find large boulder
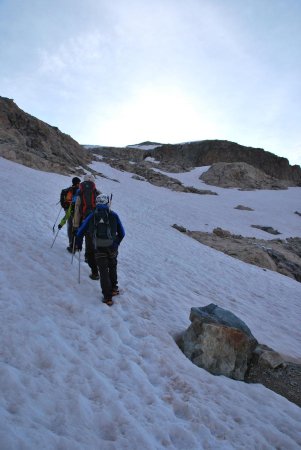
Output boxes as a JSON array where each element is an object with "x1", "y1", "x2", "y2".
[
  {"x1": 200, "y1": 162, "x2": 289, "y2": 189},
  {"x1": 177, "y1": 304, "x2": 301, "y2": 406},
  {"x1": 178, "y1": 304, "x2": 258, "y2": 380}
]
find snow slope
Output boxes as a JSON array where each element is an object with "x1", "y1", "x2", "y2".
[{"x1": 0, "y1": 157, "x2": 301, "y2": 450}]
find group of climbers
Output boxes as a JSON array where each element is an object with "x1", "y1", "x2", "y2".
[{"x1": 58, "y1": 174, "x2": 125, "y2": 306}]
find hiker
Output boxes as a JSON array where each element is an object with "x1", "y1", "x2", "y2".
[
  {"x1": 73, "y1": 174, "x2": 100, "y2": 275},
  {"x1": 59, "y1": 177, "x2": 81, "y2": 252},
  {"x1": 76, "y1": 194, "x2": 125, "y2": 306}
]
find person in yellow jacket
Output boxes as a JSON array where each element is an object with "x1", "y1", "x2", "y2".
[{"x1": 58, "y1": 177, "x2": 81, "y2": 252}]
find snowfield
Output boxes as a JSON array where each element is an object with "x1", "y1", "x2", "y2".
[{"x1": 0, "y1": 156, "x2": 301, "y2": 450}]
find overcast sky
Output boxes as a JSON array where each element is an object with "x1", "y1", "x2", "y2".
[{"x1": 1, "y1": 0, "x2": 300, "y2": 165}]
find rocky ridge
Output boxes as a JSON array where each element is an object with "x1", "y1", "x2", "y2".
[
  {"x1": 172, "y1": 225, "x2": 301, "y2": 282},
  {"x1": 0, "y1": 96, "x2": 91, "y2": 174},
  {"x1": 149, "y1": 140, "x2": 301, "y2": 185},
  {"x1": 93, "y1": 149, "x2": 217, "y2": 195},
  {"x1": 92, "y1": 140, "x2": 301, "y2": 190}
]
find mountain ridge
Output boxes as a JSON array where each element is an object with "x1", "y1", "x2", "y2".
[
  {"x1": 149, "y1": 140, "x2": 301, "y2": 184},
  {"x1": 1, "y1": 96, "x2": 300, "y2": 186},
  {"x1": 0, "y1": 96, "x2": 91, "y2": 174}
]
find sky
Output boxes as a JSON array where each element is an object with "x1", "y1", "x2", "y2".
[
  {"x1": 0, "y1": 0, "x2": 301, "y2": 166},
  {"x1": 1, "y1": 155, "x2": 301, "y2": 449}
]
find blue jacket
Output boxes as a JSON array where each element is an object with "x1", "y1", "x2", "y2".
[{"x1": 76, "y1": 204, "x2": 125, "y2": 249}]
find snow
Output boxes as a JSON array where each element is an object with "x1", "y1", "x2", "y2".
[
  {"x1": 0, "y1": 156, "x2": 301, "y2": 450},
  {"x1": 127, "y1": 144, "x2": 162, "y2": 150},
  {"x1": 145, "y1": 157, "x2": 160, "y2": 164}
]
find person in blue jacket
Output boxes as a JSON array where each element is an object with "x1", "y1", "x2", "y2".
[{"x1": 76, "y1": 194, "x2": 125, "y2": 306}]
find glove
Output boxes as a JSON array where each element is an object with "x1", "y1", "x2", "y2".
[{"x1": 58, "y1": 224, "x2": 62, "y2": 230}]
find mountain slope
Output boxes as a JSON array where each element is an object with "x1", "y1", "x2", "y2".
[
  {"x1": 0, "y1": 156, "x2": 301, "y2": 450},
  {"x1": 0, "y1": 96, "x2": 91, "y2": 174}
]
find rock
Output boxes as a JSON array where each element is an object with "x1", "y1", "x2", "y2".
[
  {"x1": 172, "y1": 224, "x2": 187, "y2": 233},
  {"x1": 234, "y1": 205, "x2": 254, "y2": 211},
  {"x1": 174, "y1": 227, "x2": 301, "y2": 282},
  {"x1": 251, "y1": 225, "x2": 281, "y2": 235},
  {"x1": 246, "y1": 345, "x2": 301, "y2": 407},
  {"x1": 258, "y1": 350, "x2": 285, "y2": 369},
  {"x1": 190, "y1": 304, "x2": 255, "y2": 337},
  {"x1": 178, "y1": 304, "x2": 257, "y2": 380},
  {"x1": 178, "y1": 305, "x2": 301, "y2": 406},
  {"x1": 132, "y1": 175, "x2": 145, "y2": 181},
  {"x1": 0, "y1": 96, "x2": 91, "y2": 174},
  {"x1": 93, "y1": 150, "x2": 218, "y2": 195},
  {"x1": 213, "y1": 227, "x2": 231, "y2": 238},
  {"x1": 284, "y1": 237, "x2": 301, "y2": 258},
  {"x1": 266, "y1": 247, "x2": 301, "y2": 281},
  {"x1": 150, "y1": 140, "x2": 301, "y2": 185},
  {"x1": 199, "y1": 162, "x2": 289, "y2": 190}
]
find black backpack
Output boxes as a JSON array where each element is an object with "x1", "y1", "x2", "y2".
[
  {"x1": 93, "y1": 209, "x2": 114, "y2": 248},
  {"x1": 60, "y1": 187, "x2": 72, "y2": 209}
]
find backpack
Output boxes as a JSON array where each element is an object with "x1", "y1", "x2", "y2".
[
  {"x1": 79, "y1": 181, "x2": 97, "y2": 218},
  {"x1": 60, "y1": 187, "x2": 73, "y2": 209},
  {"x1": 93, "y1": 209, "x2": 114, "y2": 248}
]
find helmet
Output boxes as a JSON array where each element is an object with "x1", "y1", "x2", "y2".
[
  {"x1": 84, "y1": 173, "x2": 95, "y2": 182},
  {"x1": 72, "y1": 176, "x2": 81, "y2": 185},
  {"x1": 96, "y1": 194, "x2": 110, "y2": 205}
]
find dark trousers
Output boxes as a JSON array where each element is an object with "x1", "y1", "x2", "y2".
[
  {"x1": 85, "y1": 232, "x2": 98, "y2": 274},
  {"x1": 67, "y1": 216, "x2": 73, "y2": 247},
  {"x1": 95, "y1": 248, "x2": 118, "y2": 300}
]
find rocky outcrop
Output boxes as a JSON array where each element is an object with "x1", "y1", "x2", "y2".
[
  {"x1": 251, "y1": 225, "x2": 281, "y2": 235},
  {"x1": 150, "y1": 140, "x2": 301, "y2": 185},
  {"x1": 93, "y1": 154, "x2": 217, "y2": 195},
  {"x1": 234, "y1": 205, "x2": 254, "y2": 211},
  {"x1": 93, "y1": 145, "x2": 146, "y2": 163},
  {"x1": 178, "y1": 304, "x2": 257, "y2": 380},
  {"x1": 200, "y1": 162, "x2": 289, "y2": 190},
  {"x1": 177, "y1": 304, "x2": 301, "y2": 406},
  {"x1": 0, "y1": 96, "x2": 91, "y2": 174},
  {"x1": 172, "y1": 225, "x2": 301, "y2": 282},
  {"x1": 245, "y1": 344, "x2": 301, "y2": 407},
  {"x1": 92, "y1": 138, "x2": 301, "y2": 189}
]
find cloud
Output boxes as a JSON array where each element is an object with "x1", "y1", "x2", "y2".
[
  {"x1": 38, "y1": 31, "x2": 105, "y2": 76},
  {"x1": 1, "y1": 0, "x2": 300, "y2": 165}
]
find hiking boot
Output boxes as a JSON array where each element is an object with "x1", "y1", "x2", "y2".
[
  {"x1": 89, "y1": 272, "x2": 100, "y2": 280},
  {"x1": 66, "y1": 246, "x2": 73, "y2": 253},
  {"x1": 112, "y1": 288, "x2": 120, "y2": 296},
  {"x1": 102, "y1": 298, "x2": 113, "y2": 306}
]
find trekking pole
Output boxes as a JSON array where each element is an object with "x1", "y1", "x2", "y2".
[
  {"x1": 52, "y1": 207, "x2": 62, "y2": 233},
  {"x1": 109, "y1": 193, "x2": 113, "y2": 211},
  {"x1": 71, "y1": 236, "x2": 76, "y2": 264},
  {"x1": 78, "y1": 250, "x2": 81, "y2": 284},
  {"x1": 50, "y1": 229, "x2": 60, "y2": 248}
]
